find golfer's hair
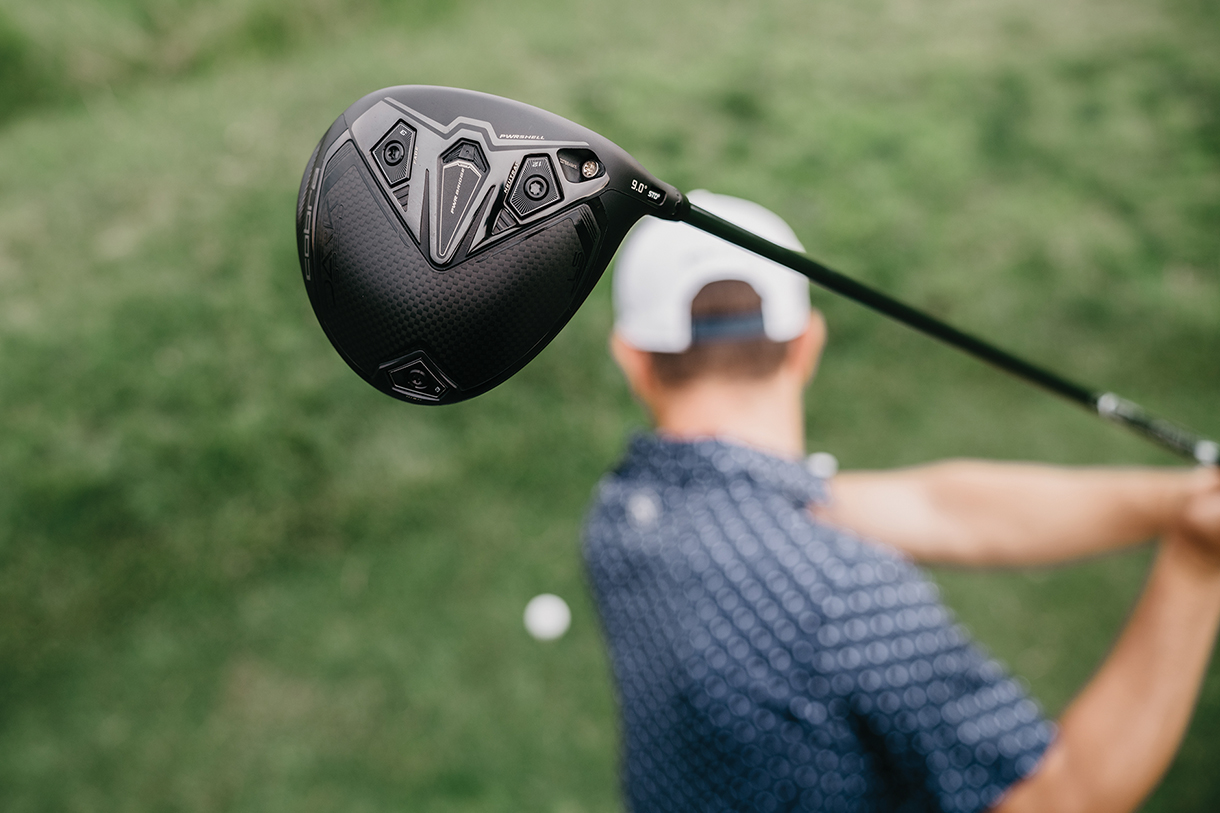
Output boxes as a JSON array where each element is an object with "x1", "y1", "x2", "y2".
[{"x1": 649, "y1": 280, "x2": 789, "y2": 388}]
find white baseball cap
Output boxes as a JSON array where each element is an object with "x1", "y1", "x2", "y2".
[{"x1": 612, "y1": 189, "x2": 811, "y2": 352}]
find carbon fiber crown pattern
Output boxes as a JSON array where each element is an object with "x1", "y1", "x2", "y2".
[{"x1": 313, "y1": 148, "x2": 592, "y2": 392}]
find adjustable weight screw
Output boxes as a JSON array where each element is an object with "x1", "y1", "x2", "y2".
[
  {"x1": 582, "y1": 160, "x2": 600, "y2": 179},
  {"x1": 525, "y1": 176, "x2": 549, "y2": 200},
  {"x1": 384, "y1": 141, "x2": 405, "y2": 166}
]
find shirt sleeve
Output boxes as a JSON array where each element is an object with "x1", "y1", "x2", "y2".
[{"x1": 795, "y1": 537, "x2": 1055, "y2": 813}]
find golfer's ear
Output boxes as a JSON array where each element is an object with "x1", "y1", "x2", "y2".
[
  {"x1": 611, "y1": 331, "x2": 657, "y2": 399},
  {"x1": 786, "y1": 309, "x2": 827, "y2": 382}
]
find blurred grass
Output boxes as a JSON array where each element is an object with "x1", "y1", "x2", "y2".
[{"x1": 0, "y1": 0, "x2": 1218, "y2": 810}]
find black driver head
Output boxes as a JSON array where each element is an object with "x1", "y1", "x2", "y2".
[{"x1": 296, "y1": 85, "x2": 684, "y2": 405}]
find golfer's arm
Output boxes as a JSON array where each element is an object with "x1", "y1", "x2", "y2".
[
  {"x1": 818, "y1": 461, "x2": 1215, "y2": 565},
  {"x1": 990, "y1": 534, "x2": 1220, "y2": 813}
]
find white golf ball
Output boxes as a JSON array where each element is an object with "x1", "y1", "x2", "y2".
[{"x1": 523, "y1": 593, "x2": 571, "y2": 640}]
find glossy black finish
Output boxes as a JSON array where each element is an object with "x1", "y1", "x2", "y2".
[{"x1": 297, "y1": 85, "x2": 682, "y2": 405}]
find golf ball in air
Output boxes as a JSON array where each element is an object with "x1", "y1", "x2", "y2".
[{"x1": 524, "y1": 594, "x2": 571, "y2": 640}]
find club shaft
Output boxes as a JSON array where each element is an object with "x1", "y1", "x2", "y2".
[{"x1": 679, "y1": 202, "x2": 1217, "y2": 465}]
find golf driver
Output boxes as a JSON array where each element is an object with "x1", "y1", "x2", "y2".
[{"x1": 296, "y1": 85, "x2": 1217, "y2": 465}]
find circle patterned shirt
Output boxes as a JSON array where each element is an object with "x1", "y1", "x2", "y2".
[{"x1": 583, "y1": 434, "x2": 1053, "y2": 813}]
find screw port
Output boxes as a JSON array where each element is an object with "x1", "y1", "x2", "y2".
[
  {"x1": 383, "y1": 141, "x2": 405, "y2": 166},
  {"x1": 525, "y1": 176, "x2": 549, "y2": 200},
  {"x1": 582, "y1": 160, "x2": 600, "y2": 179}
]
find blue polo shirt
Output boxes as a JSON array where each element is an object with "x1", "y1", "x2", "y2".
[{"x1": 583, "y1": 434, "x2": 1053, "y2": 813}]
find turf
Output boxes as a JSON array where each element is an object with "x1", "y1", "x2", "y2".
[{"x1": 0, "y1": 0, "x2": 1217, "y2": 810}]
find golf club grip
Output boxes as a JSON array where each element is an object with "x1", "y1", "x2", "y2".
[{"x1": 679, "y1": 202, "x2": 1218, "y2": 465}]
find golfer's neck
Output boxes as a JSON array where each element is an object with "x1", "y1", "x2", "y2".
[{"x1": 651, "y1": 378, "x2": 806, "y2": 459}]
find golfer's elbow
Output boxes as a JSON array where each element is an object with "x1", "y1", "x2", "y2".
[{"x1": 989, "y1": 740, "x2": 1143, "y2": 813}]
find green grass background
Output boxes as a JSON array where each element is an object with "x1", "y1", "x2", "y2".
[{"x1": 0, "y1": 0, "x2": 1217, "y2": 809}]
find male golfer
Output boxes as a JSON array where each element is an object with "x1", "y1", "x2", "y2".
[{"x1": 583, "y1": 190, "x2": 1220, "y2": 813}]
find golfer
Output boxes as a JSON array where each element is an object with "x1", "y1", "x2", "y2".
[{"x1": 582, "y1": 190, "x2": 1220, "y2": 813}]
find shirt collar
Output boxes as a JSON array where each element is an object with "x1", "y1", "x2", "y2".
[{"x1": 620, "y1": 431, "x2": 828, "y2": 506}]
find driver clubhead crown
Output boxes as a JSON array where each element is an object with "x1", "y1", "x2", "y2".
[{"x1": 296, "y1": 85, "x2": 684, "y2": 405}]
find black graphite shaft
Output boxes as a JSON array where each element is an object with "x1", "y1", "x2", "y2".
[{"x1": 679, "y1": 202, "x2": 1217, "y2": 464}]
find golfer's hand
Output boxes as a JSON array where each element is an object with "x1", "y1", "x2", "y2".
[{"x1": 1173, "y1": 471, "x2": 1220, "y2": 566}]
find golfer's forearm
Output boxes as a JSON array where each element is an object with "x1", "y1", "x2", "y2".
[
  {"x1": 829, "y1": 462, "x2": 1214, "y2": 565},
  {"x1": 920, "y1": 462, "x2": 1205, "y2": 564},
  {"x1": 993, "y1": 537, "x2": 1220, "y2": 813}
]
